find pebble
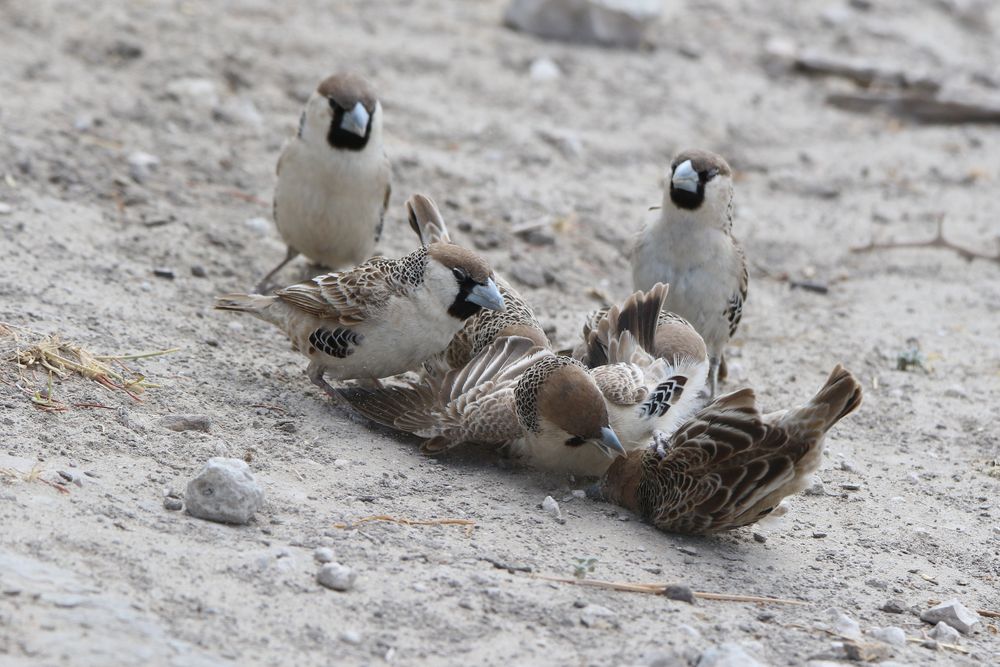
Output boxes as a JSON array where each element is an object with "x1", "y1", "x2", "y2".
[
  {"x1": 190, "y1": 265, "x2": 207, "y2": 278},
  {"x1": 165, "y1": 77, "x2": 219, "y2": 110},
  {"x1": 0, "y1": 202, "x2": 12, "y2": 215},
  {"x1": 920, "y1": 598, "x2": 980, "y2": 634},
  {"x1": 244, "y1": 217, "x2": 271, "y2": 235},
  {"x1": 579, "y1": 603, "x2": 617, "y2": 628},
  {"x1": 570, "y1": 489, "x2": 586, "y2": 499},
  {"x1": 158, "y1": 414, "x2": 211, "y2": 433},
  {"x1": 57, "y1": 470, "x2": 83, "y2": 487},
  {"x1": 905, "y1": 472, "x2": 920, "y2": 484},
  {"x1": 504, "y1": 0, "x2": 663, "y2": 48},
  {"x1": 529, "y1": 57, "x2": 561, "y2": 81},
  {"x1": 929, "y1": 621, "x2": 961, "y2": 644},
  {"x1": 152, "y1": 267, "x2": 175, "y2": 280},
  {"x1": 944, "y1": 384, "x2": 968, "y2": 399},
  {"x1": 663, "y1": 584, "x2": 695, "y2": 603},
  {"x1": 881, "y1": 598, "x2": 907, "y2": 614},
  {"x1": 127, "y1": 151, "x2": 159, "y2": 184},
  {"x1": 339, "y1": 630, "x2": 362, "y2": 645},
  {"x1": 827, "y1": 608, "x2": 861, "y2": 640},
  {"x1": 752, "y1": 532, "x2": 767, "y2": 543},
  {"x1": 812, "y1": 531, "x2": 828, "y2": 538},
  {"x1": 511, "y1": 261, "x2": 552, "y2": 288},
  {"x1": 676, "y1": 545, "x2": 699, "y2": 557},
  {"x1": 313, "y1": 547, "x2": 334, "y2": 564},
  {"x1": 870, "y1": 626, "x2": 907, "y2": 646},
  {"x1": 541, "y1": 495, "x2": 561, "y2": 519},
  {"x1": 163, "y1": 497, "x2": 183, "y2": 511},
  {"x1": 697, "y1": 643, "x2": 764, "y2": 667},
  {"x1": 185, "y1": 458, "x2": 263, "y2": 525},
  {"x1": 840, "y1": 482, "x2": 861, "y2": 491},
  {"x1": 317, "y1": 563, "x2": 356, "y2": 592},
  {"x1": 803, "y1": 475, "x2": 825, "y2": 495}
]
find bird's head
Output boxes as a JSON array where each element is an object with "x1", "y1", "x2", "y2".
[
  {"x1": 299, "y1": 73, "x2": 381, "y2": 151},
  {"x1": 425, "y1": 242, "x2": 505, "y2": 320},
  {"x1": 664, "y1": 149, "x2": 734, "y2": 229}
]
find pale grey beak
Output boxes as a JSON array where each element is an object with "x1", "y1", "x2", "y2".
[
  {"x1": 671, "y1": 159, "x2": 699, "y2": 194},
  {"x1": 340, "y1": 101, "x2": 370, "y2": 137},
  {"x1": 594, "y1": 426, "x2": 626, "y2": 459},
  {"x1": 467, "y1": 278, "x2": 505, "y2": 312}
]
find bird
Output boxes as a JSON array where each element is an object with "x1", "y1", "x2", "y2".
[
  {"x1": 593, "y1": 364, "x2": 862, "y2": 535},
  {"x1": 573, "y1": 283, "x2": 709, "y2": 449},
  {"x1": 257, "y1": 72, "x2": 392, "y2": 291},
  {"x1": 406, "y1": 194, "x2": 549, "y2": 368},
  {"x1": 339, "y1": 336, "x2": 626, "y2": 476},
  {"x1": 631, "y1": 148, "x2": 747, "y2": 398},
  {"x1": 214, "y1": 219, "x2": 506, "y2": 398}
]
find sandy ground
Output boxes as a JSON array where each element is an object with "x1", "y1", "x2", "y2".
[{"x1": 2, "y1": 1, "x2": 1000, "y2": 665}]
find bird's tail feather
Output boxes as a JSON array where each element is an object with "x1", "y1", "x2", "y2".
[{"x1": 406, "y1": 193, "x2": 451, "y2": 245}]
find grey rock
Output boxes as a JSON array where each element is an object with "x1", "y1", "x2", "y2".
[
  {"x1": 929, "y1": 621, "x2": 961, "y2": 644},
  {"x1": 213, "y1": 97, "x2": 263, "y2": 128},
  {"x1": 541, "y1": 495, "x2": 561, "y2": 519},
  {"x1": 163, "y1": 497, "x2": 183, "y2": 511},
  {"x1": 579, "y1": 603, "x2": 617, "y2": 628},
  {"x1": 0, "y1": 202, "x2": 12, "y2": 215},
  {"x1": 127, "y1": 151, "x2": 159, "y2": 184},
  {"x1": 244, "y1": 216, "x2": 271, "y2": 235},
  {"x1": 920, "y1": 598, "x2": 980, "y2": 634},
  {"x1": 158, "y1": 414, "x2": 211, "y2": 432},
  {"x1": 881, "y1": 598, "x2": 907, "y2": 614},
  {"x1": 870, "y1": 626, "x2": 906, "y2": 646},
  {"x1": 697, "y1": 643, "x2": 764, "y2": 667},
  {"x1": 504, "y1": 0, "x2": 664, "y2": 48},
  {"x1": 185, "y1": 458, "x2": 263, "y2": 525},
  {"x1": 317, "y1": 563, "x2": 356, "y2": 592},
  {"x1": 663, "y1": 584, "x2": 695, "y2": 603},
  {"x1": 827, "y1": 608, "x2": 861, "y2": 640},
  {"x1": 165, "y1": 77, "x2": 219, "y2": 110},
  {"x1": 529, "y1": 57, "x2": 561, "y2": 80},
  {"x1": 339, "y1": 629, "x2": 362, "y2": 645},
  {"x1": 313, "y1": 547, "x2": 335, "y2": 564},
  {"x1": 803, "y1": 475, "x2": 825, "y2": 495}
]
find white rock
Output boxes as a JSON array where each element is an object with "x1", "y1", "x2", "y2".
[
  {"x1": 165, "y1": 77, "x2": 219, "y2": 110},
  {"x1": 870, "y1": 626, "x2": 906, "y2": 646},
  {"x1": 339, "y1": 629, "x2": 362, "y2": 645},
  {"x1": 504, "y1": 0, "x2": 664, "y2": 48},
  {"x1": 127, "y1": 151, "x2": 159, "y2": 183},
  {"x1": 920, "y1": 599, "x2": 980, "y2": 634},
  {"x1": 244, "y1": 216, "x2": 271, "y2": 235},
  {"x1": 313, "y1": 547, "x2": 335, "y2": 564},
  {"x1": 571, "y1": 489, "x2": 586, "y2": 499},
  {"x1": 317, "y1": 563, "x2": 356, "y2": 591},
  {"x1": 803, "y1": 475, "x2": 825, "y2": 495},
  {"x1": 827, "y1": 608, "x2": 861, "y2": 640},
  {"x1": 184, "y1": 458, "x2": 263, "y2": 525},
  {"x1": 214, "y1": 97, "x2": 264, "y2": 128},
  {"x1": 579, "y1": 603, "x2": 617, "y2": 628},
  {"x1": 529, "y1": 57, "x2": 561, "y2": 81},
  {"x1": 929, "y1": 621, "x2": 961, "y2": 644},
  {"x1": 944, "y1": 384, "x2": 968, "y2": 399},
  {"x1": 0, "y1": 202, "x2": 12, "y2": 215},
  {"x1": 905, "y1": 472, "x2": 920, "y2": 484},
  {"x1": 697, "y1": 643, "x2": 764, "y2": 667},
  {"x1": 541, "y1": 495, "x2": 561, "y2": 518}
]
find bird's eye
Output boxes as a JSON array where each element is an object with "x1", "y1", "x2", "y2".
[
  {"x1": 704, "y1": 168, "x2": 719, "y2": 181},
  {"x1": 565, "y1": 436, "x2": 586, "y2": 447},
  {"x1": 452, "y1": 267, "x2": 467, "y2": 281},
  {"x1": 327, "y1": 97, "x2": 339, "y2": 111}
]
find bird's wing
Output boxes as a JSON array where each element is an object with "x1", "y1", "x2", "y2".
[
  {"x1": 275, "y1": 257, "x2": 397, "y2": 324},
  {"x1": 726, "y1": 244, "x2": 749, "y2": 337},
  {"x1": 590, "y1": 363, "x2": 646, "y2": 406}
]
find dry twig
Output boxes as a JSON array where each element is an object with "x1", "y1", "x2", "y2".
[
  {"x1": 828, "y1": 92, "x2": 1000, "y2": 124},
  {"x1": 532, "y1": 573, "x2": 806, "y2": 605},
  {"x1": 852, "y1": 216, "x2": 1000, "y2": 265}
]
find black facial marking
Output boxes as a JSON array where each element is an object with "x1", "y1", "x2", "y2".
[
  {"x1": 447, "y1": 274, "x2": 485, "y2": 321},
  {"x1": 669, "y1": 167, "x2": 719, "y2": 211},
  {"x1": 565, "y1": 436, "x2": 586, "y2": 447},
  {"x1": 326, "y1": 98, "x2": 372, "y2": 151},
  {"x1": 309, "y1": 327, "x2": 363, "y2": 358}
]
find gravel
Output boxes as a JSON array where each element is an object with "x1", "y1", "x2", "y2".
[{"x1": 317, "y1": 563, "x2": 356, "y2": 592}]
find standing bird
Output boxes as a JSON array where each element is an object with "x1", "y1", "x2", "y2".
[
  {"x1": 574, "y1": 283, "x2": 709, "y2": 448},
  {"x1": 215, "y1": 230, "x2": 505, "y2": 397},
  {"x1": 631, "y1": 149, "x2": 747, "y2": 397},
  {"x1": 339, "y1": 336, "x2": 626, "y2": 476},
  {"x1": 595, "y1": 365, "x2": 862, "y2": 535},
  {"x1": 258, "y1": 73, "x2": 392, "y2": 291},
  {"x1": 406, "y1": 195, "x2": 549, "y2": 368}
]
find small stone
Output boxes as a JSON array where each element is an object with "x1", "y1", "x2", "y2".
[
  {"x1": 504, "y1": 0, "x2": 664, "y2": 48},
  {"x1": 541, "y1": 495, "x2": 562, "y2": 519},
  {"x1": 317, "y1": 563, "x2": 356, "y2": 592},
  {"x1": 127, "y1": 151, "x2": 160, "y2": 183},
  {"x1": 677, "y1": 545, "x2": 699, "y2": 556},
  {"x1": 944, "y1": 385, "x2": 968, "y2": 399},
  {"x1": 579, "y1": 603, "x2": 617, "y2": 628},
  {"x1": 163, "y1": 497, "x2": 183, "y2": 511},
  {"x1": 314, "y1": 547, "x2": 335, "y2": 563},
  {"x1": 185, "y1": 457, "x2": 263, "y2": 525},
  {"x1": 213, "y1": 97, "x2": 263, "y2": 128},
  {"x1": 697, "y1": 643, "x2": 764, "y2": 667},
  {"x1": 881, "y1": 599, "x2": 907, "y2": 614},
  {"x1": 244, "y1": 216, "x2": 271, "y2": 235},
  {"x1": 871, "y1": 626, "x2": 907, "y2": 647},
  {"x1": 753, "y1": 532, "x2": 767, "y2": 543},
  {"x1": 812, "y1": 531, "x2": 828, "y2": 538},
  {"x1": 929, "y1": 621, "x2": 961, "y2": 644},
  {"x1": 663, "y1": 584, "x2": 695, "y2": 604},
  {"x1": 838, "y1": 459, "x2": 857, "y2": 473},
  {"x1": 190, "y1": 265, "x2": 207, "y2": 278},
  {"x1": 158, "y1": 414, "x2": 211, "y2": 432},
  {"x1": 0, "y1": 203, "x2": 12, "y2": 215},
  {"x1": 841, "y1": 483, "x2": 861, "y2": 491},
  {"x1": 905, "y1": 472, "x2": 920, "y2": 484},
  {"x1": 828, "y1": 608, "x2": 861, "y2": 640},
  {"x1": 529, "y1": 57, "x2": 561, "y2": 81},
  {"x1": 152, "y1": 267, "x2": 175, "y2": 280},
  {"x1": 803, "y1": 475, "x2": 826, "y2": 495},
  {"x1": 166, "y1": 77, "x2": 220, "y2": 110},
  {"x1": 920, "y1": 599, "x2": 980, "y2": 634},
  {"x1": 571, "y1": 489, "x2": 586, "y2": 499},
  {"x1": 334, "y1": 458, "x2": 350, "y2": 468},
  {"x1": 511, "y1": 261, "x2": 550, "y2": 288},
  {"x1": 339, "y1": 630, "x2": 362, "y2": 645},
  {"x1": 865, "y1": 578, "x2": 887, "y2": 590}
]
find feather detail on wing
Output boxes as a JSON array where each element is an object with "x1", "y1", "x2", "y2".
[{"x1": 274, "y1": 257, "x2": 397, "y2": 324}]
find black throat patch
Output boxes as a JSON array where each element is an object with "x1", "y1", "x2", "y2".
[
  {"x1": 447, "y1": 276, "x2": 485, "y2": 321},
  {"x1": 669, "y1": 183, "x2": 705, "y2": 210},
  {"x1": 327, "y1": 100, "x2": 372, "y2": 151}
]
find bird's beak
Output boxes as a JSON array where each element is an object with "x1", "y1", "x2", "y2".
[
  {"x1": 466, "y1": 278, "x2": 505, "y2": 312},
  {"x1": 340, "y1": 101, "x2": 370, "y2": 137},
  {"x1": 593, "y1": 426, "x2": 626, "y2": 459},
  {"x1": 671, "y1": 159, "x2": 699, "y2": 194}
]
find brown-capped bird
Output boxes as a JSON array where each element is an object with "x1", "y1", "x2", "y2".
[
  {"x1": 631, "y1": 149, "x2": 747, "y2": 397},
  {"x1": 339, "y1": 336, "x2": 626, "y2": 476},
  {"x1": 258, "y1": 73, "x2": 392, "y2": 291},
  {"x1": 595, "y1": 365, "x2": 862, "y2": 534},
  {"x1": 574, "y1": 283, "x2": 709, "y2": 449},
  {"x1": 406, "y1": 195, "x2": 549, "y2": 368},
  {"x1": 215, "y1": 213, "x2": 505, "y2": 396}
]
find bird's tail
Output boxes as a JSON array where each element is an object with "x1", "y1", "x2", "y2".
[
  {"x1": 588, "y1": 283, "x2": 669, "y2": 365},
  {"x1": 406, "y1": 193, "x2": 451, "y2": 245},
  {"x1": 213, "y1": 293, "x2": 282, "y2": 325},
  {"x1": 772, "y1": 364, "x2": 863, "y2": 439}
]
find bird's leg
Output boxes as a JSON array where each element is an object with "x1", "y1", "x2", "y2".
[
  {"x1": 707, "y1": 356, "x2": 720, "y2": 399},
  {"x1": 717, "y1": 353, "x2": 728, "y2": 383},
  {"x1": 255, "y1": 246, "x2": 300, "y2": 294},
  {"x1": 307, "y1": 363, "x2": 364, "y2": 422}
]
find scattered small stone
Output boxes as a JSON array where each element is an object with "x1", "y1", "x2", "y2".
[
  {"x1": 870, "y1": 626, "x2": 907, "y2": 646},
  {"x1": 165, "y1": 77, "x2": 219, "y2": 110},
  {"x1": 880, "y1": 598, "x2": 907, "y2": 614},
  {"x1": 828, "y1": 608, "x2": 861, "y2": 640},
  {"x1": 905, "y1": 472, "x2": 920, "y2": 484},
  {"x1": 677, "y1": 545, "x2": 699, "y2": 557},
  {"x1": 185, "y1": 458, "x2": 263, "y2": 525},
  {"x1": 921, "y1": 639, "x2": 939, "y2": 651},
  {"x1": 244, "y1": 216, "x2": 271, "y2": 235},
  {"x1": 0, "y1": 203, "x2": 12, "y2": 215},
  {"x1": 697, "y1": 643, "x2": 764, "y2": 667},
  {"x1": 313, "y1": 547, "x2": 335, "y2": 564},
  {"x1": 753, "y1": 532, "x2": 767, "y2": 543},
  {"x1": 541, "y1": 495, "x2": 561, "y2": 516},
  {"x1": 812, "y1": 531, "x2": 828, "y2": 538},
  {"x1": 803, "y1": 475, "x2": 826, "y2": 495},
  {"x1": 929, "y1": 621, "x2": 961, "y2": 644},
  {"x1": 757, "y1": 611, "x2": 774, "y2": 622},
  {"x1": 920, "y1": 598, "x2": 980, "y2": 634},
  {"x1": 579, "y1": 603, "x2": 617, "y2": 628},
  {"x1": 127, "y1": 151, "x2": 160, "y2": 183},
  {"x1": 529, "y1": 57, "x2": 561, "y2": 81},
  {"x1": 865, "y1": 578, "x2": 887, "y2": 590},
  {"x1": 334, "y1": 459, "x2": 349, "y2": 468},
  {"x1": 190, "y1": 265, "x2": 207, "y2": 278},
  {"x1": 339, "y1": 629, "x2": 362, "y2": 645},
  {"x1": 838, "y1": 459, "x2": 857, "y2": 473},
  {"x1": 158, "y1": 414, "x2": 211, "y2": 433},
  {"x1": 317, "y1": 563, "x2": 356, "y2": 592},
  {"x1": 841, "y1": 483, "x2": 861, "y2": 491},
  {"x1": 662, "y1": 584, "x2": 695, "y2": 604},
  {"x1": 510, "y1": 261, "x2": 552, "y2": 288},
  {"x1": 152, "y1": 267, "x2": 176, "y2": 280},
  {"x1": 56, "y1": 470, "x2": 83, "y2": 487},
  {"x1": 163, "y1": 497, "x2": 183, "y2": 511},
  {"x1": 571, "y1": 489, "x2": 586, "y2": 499},
  {"x1": 944, "y1": 384, "x2": 968, "y2": 399},
  {"x1": 504, "y1": 0, "x2": 664, "y2": 48}
]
